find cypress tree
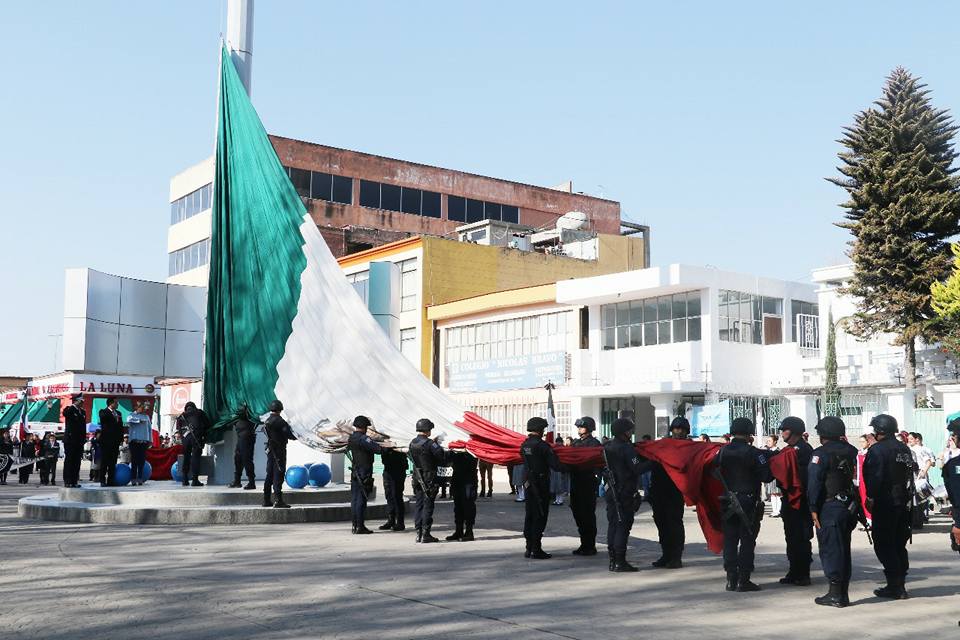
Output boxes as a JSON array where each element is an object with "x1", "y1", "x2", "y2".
[
  {"x1": 823, "y1": 309, "x2": 839, "y2": 415},
  {"x1": 931, "y1": 243, "x2": 960, "y2": 353},
  {"x1": 829, "y1": 67, "x2": 960, "y2": 391}
]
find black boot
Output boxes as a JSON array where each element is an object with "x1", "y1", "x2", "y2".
[
  {"x1": 725, "y1": 571, "x2": 739, "y2": 592},
  {"x1": 840, "y1": 580, "x2": 850, "y2": 607},
  {"x1": 529, "y1": 545, "x2": 552, "y2": 560},
  {"x1": 815, "y1": 581, "x2": 845, "y2": 607},
  {"x1": 416, "y1": 528, "x2": 423, "y2": 543},
  {"x1": 392, "y1": 520, "x2": 405, "y2": 532},
  {"x1": 737, "y1": 573, "x2": 761, "y2": 592},
  {"x1": 244, "y1": 480, "x2": 256, "y2": 490},
  {"x1": 609, "y1": 549, "x2": 616, "y2": 572},
  {"x1": 228, "y1": 476, "x2": 242, "y2": 488},
  {"x1": 651, "y1": 556, "x2": 668, "y2": 568},
  {"x1": 354, "y1": 523, "x2": 373, "y2": 534},
  {"x1": 446, "y1": 524, "x2": 463, "y2": 541},
  {"x1": 421, "y1": 526, "x2": 439, "y2": 543},
  {"x1": 191, "y1": 479, "x2": 204, "y2": 487},
  {"x1": 525, "y1": 543, "x2": 532, "y2": 558},
  {"x1": 460, "y1": 526, "x2": 474, "y2": 541},
  {"x1": 379, "y1": 517, "x2": 395, "y2": 531},
  {"x1": 612, "y1": 552, "x2": 638, "y2": 572},
  {"x1": 875, "y1": 581, "x2": 908, "y2": 599},
  {"x1": 273, "y1": 499, "x2": 291, "y2": 509}
]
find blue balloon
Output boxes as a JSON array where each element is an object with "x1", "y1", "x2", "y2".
[
  {"x1": 171, "y1": 461, "x2": 182, "y2": 483},
  {"x1": 141, "y1": 461, "x2": 153, "y2": 482},
  {"x1": 308, "y1": 463, "x2": 332, "y2": 487},
  {"x1": 285, "y1": 465, "x2": 309, "y2": 489},
  {"x1": 114, "y1": 463, "x2": 132, "y2": 486}
]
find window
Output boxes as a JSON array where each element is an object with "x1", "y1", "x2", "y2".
[
  {"x1": 445, "y1": 311, "x2": 571, "y2": 366},
  {"x1": 484, "y1": 202, "x2": 501, "y2": 220},
  {"x1": 357, "y1": 179, "x2": 440, "y2": 217},
  {"x1": 400, "y1": 259, "x2": 418, "y2": 312},
  {"x1": 600, "y1": 291, "x2": 702, "y2": 350},
  {"x1": 466, "y1": 199, "x2": 484, "y2": 223},
  {"x1": 401, "y1": 187, "x2": 421, "y2": 215},
  {"x1": 719, "y1": 290, "x2": 784, "y2": 344},
  {"x1": 502, "y1": 205, "x2": 519, "y2": 224},
  {"x1": 400, "y1": 328, "x2": 417, "y2": 364},
  {"x1": 791, "y1": 300, "x2": 819, "y2": 342},
  {"x1": 168, "y1": 239, "x2": 211, "y2": 276},
  {"x1": 170, "y1": 183, "x2": 213, "y2": 225},
  {"x1": 422, "y1": 191, "x2": 441, "y2": 218},
  {"x1": 332, "y1": 175, "x2": 352, "y2": 204},
  {"x1": 380, "y1": 184, "x2": 402, "y2": 211},
  {"x1": 359, "y1": 180, "x2": 380, "y2": 208},
  {"x1": 448, "y1": 196, "x2": 466, "y2": 222},
  {"x1": 288, "y1": 167, "x2": 311, "y2": 197},
  {"x1": 311, "y1": 172, "x2": 333, "y2": 201},
  {"x1": 283, "y1": 166, "x2": 352, "y2": 205}
]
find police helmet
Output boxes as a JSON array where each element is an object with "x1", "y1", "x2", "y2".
[
  {"x1": 415, "y1": 418, "x2": 435, "y2": 433},
  {"x1": 527, "y1": 417, "x2": 548, "y2": 434},
  {"x1": 778, "y1": 416, "x2": 805, "y2": 435},
  {"x1": 730, "y1": 417, "x2": 754, "y2": 436},
  {"x1": 184, "y1": 401, "x2": 197, "y2": 411},
  {"x1": 353, "y1": 415, "x2": 372, "y2": 429},
  {"x1": 574, "y1": 416, "x2": 596, "y2": 432},
  {"x1": 611, "y1": 418, "x2": 634, "y2": 437},
  {"x1": 669, "y1": 417, "x2": 691, "y2": 435},
  {"x1": 815, "y1": 416, "x2": 845, "y2": 438},
  {"x1": 268, "y1": 400, "x2": 284, "y2": 413},
  {"x1": 869, "y1": 413, "x2": 898, "y2": 435}
]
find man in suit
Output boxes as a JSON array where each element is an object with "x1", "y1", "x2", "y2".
[{"x1": 98, "y1": 397, "x2": 123, "y2": 486}]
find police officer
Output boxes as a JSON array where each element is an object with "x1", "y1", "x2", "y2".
[
  {"x1": 178, "y1": 401, "x2": 212, "y2": 487},
  {"x1": 649, "y1": 416, "x2": 689, "y2": 569},
  {"x1": 604, "y1": 417, "x2": 647, "y2": 572},
  {"x1": 409, "y1": 418, "x2": 447, "y2": 543},
  {"x1": 863, "y1": 413, "x2": 914, "y2": 599},
  {"x1": 569, "y1": 416, "x2": 601, "y2": 556},
  {"x1": 61, "y1": 394, "x2": 86, "y2": 488},
  {"x1": 520, "y1": 416, "x2": 563, "y2": 559},
  {"x1": 447, "y1": 450, "x2": 479, "y2": 542},
  {"x1": 808, "y1": 416, "x2": 859, "y2": 607},
  {"x1": 944, "y1": 418, "x2": 960, "y2": 554},
  {"x1": 378, "y1": 445, "x2": 407, "y2": 532},
  {"x1": 228, "y1": 404, "x2": 257, "y2": 490},
  {"x1": 715, "y1": 417, "x2": 772, "y2": 592},
  {"x1": 262, "y1": 400, "x2": 296, "y2": 509},
  {"x1": 347, "y1": 415, "x2": 383, "y2": 533},
  {"x1": 777, "y1": 416, "x2": 813, "y2": 586}
]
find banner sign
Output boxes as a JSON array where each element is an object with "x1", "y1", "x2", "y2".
[
  {"x1": 447, "y1": 351, "x2": 566, "y2": 393},
  {"x1": 691, "y1": 400, "x2": 730, "y2": 436}
]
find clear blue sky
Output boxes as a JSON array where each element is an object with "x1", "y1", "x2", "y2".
[{"x1": 2, "y1": 1, "x2": 959, "y2": 376}]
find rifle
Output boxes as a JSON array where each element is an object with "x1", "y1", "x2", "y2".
[
  {"x1": 407, "y1": 451, "x2": 428, "y2": 495},
  {"x1": 713, "y1": 449, "x2": 753, "y2": 529},
  {"x1": 602, "y1": 445, "x2": 623, "y2": 524},
  {"x1": 847, "y1": 495, "x2": 873, "y2": 545}
]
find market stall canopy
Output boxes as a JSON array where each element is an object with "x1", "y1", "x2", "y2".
[
  {"x1": 26, "y1": 399, "x2": 61, "y2": 424},
  {"x1": 0, "y1": 400, "x2": 25, "y2": 429}
]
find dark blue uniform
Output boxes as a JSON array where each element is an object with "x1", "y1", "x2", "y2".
[
  {"x1": 780, "y1": 438, "x2": 814, "y2": 582},
  {"x1": 409, "y1": 434, "x2": 446, "y2": 536},
  {"x1": 520, "y1": 434, "x2": 562, "y2": 554},
  {"x1": 232, "y1": 417, "x2": 257, "y2": 486},
  {"x1": 603, "y1": 438, "x2": 646, "y2": 560},
  {"x1": 649, "y1": 458, "x2": 685, "y2": 566},
  {"x1": 448, "y1": 451, "x2": 479, "y2": 537},
  {"x1": 863, "y1": 437, "x2": 914, "y2": 588},
  {"x1": 380, "y1": 447, "x2": 407, "y2": 529},
  {"x1": 569, "y1": 434, "x2": 601, "y2": 552},
  {"x1": 347, "y1": 431, "x2": 382, "y2": 529},
  {"x1": 808, "y1": 439, "x2": 859, "y2": 586},
  {"x1": 945, "y1": 452, "x2": 960, "y2": 528},
  {"x1": 263, "y1": 414, "x2": 296, "y2": 506},
  {"x1": 716, "y1": 441, "x2": 772, "y2": 581}
]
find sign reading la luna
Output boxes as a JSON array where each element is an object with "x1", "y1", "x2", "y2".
[{"x1": 447, "y1": 351, "x2": 567, "y2": 393}]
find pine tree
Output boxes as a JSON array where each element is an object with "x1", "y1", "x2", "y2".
[
  {"x1": 829, "y1": 67, "x2": 960, "y2": 391},
  {"x1": 823, "y1": 309, "x2": 839, "y2": 415}
]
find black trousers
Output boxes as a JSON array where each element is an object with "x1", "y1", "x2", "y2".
[
  {"x1": 569, "y1": 476, "x2": 598, "y2": 549},
  {"x1": 817, "y1": 500, "x2": 854, "y2": 583},
  {"x1": 263, "y1": 449, "x2": 286, "y2": 504},
  {"x1": 181, "y1": 434, "x2": 203, "y2": 484},
  {"x1": 19, "y1": 463, "x2": 34, "y2": 483},
  {"x1": 871, "y1": 504, "x2": 910, "y2": 583},
  {"x1": 722, "y1": 494, "x2": 760, "y2": 575},
  {"x1": 605, "y1": 493, "x2": 635, "y2": 555},
  {"x1": 383, "y1": 472, "x2": 405, "y2": 523},
  {"x1": 413, "y1": 483, "x2": 438, "y2": 531},
  {"x1": 100, "y1": 445, "x2": 119, "y2": 486},
  {"x1": 650, "y1": 493, "x2": 685, "y2": 561},
  {"x1": 39, "y1": 459, "x2": 57, "y2": 484},
  {"x1": 63, "y1": 442, "x2": 82, "y2": 486},
  {"x1": 351, "y1": 471, "x2": 372, "y2": 526},
  {"x1": 451, "y1": 482, "x2": 477, "y2": 528},
  {"x1": 523, "y1": 482, "x2": 551, "y2": 550},
  {"x1": 233, "y1": 440, "x2": 255, "y2": 482},
  {"x1": 478, "y1": 462, "x2": 493, "y2": 495},
  {"x1": 781, "y1": 502, "x2": 813, "y2": 579},
  {"x1": 129, "y1": 441, "x2": 148, "y2": 481}
]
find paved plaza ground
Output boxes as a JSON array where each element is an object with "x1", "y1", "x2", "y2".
[{"x1": 3, "y1": 469, "x2": 957, "y2": 640}]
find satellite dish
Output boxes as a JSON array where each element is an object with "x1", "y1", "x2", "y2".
[{"x1": 556, "y1": 210, "x2": 588, "y2": 231}]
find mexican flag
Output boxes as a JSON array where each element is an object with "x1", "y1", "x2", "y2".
[{"x1": 202, "y1": 44, "x2": 470, "y2": 446}]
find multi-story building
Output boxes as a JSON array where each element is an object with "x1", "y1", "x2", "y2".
[{"x1": 167, "y1": 137, "x2": 634, "y2": 286}]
